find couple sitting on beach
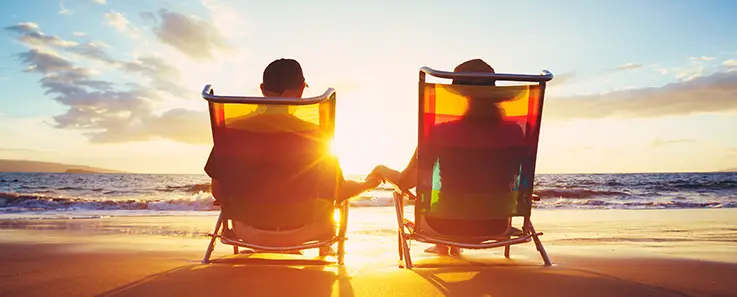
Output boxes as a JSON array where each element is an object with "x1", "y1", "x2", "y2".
[{"x1": 205, "y1": 57, "x2": 518, "y2": 256}]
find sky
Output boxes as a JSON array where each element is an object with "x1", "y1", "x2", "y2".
[{"x1": 1, "y1": 0, "x2": 736, "y2": 174}]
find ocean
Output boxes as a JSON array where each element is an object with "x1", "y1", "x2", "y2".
[{"x1": 0, "y1": 172, "x2": 736, "y2": 219}]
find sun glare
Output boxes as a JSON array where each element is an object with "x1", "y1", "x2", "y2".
[
  {"x1": 333, "y1": 208, "x2": 341, "y2": 224},
  {"x1": 328, "y1": 139, "x2": 338, "y2": 156}
]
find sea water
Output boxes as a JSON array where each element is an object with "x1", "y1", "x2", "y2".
[{"x1": 1, "y1": 172, "x2": 736, "y2": 220}]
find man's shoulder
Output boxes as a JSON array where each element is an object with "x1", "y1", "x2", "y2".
[{"x1": 228, "y1": 114, "x2": 319, "y2": 132}]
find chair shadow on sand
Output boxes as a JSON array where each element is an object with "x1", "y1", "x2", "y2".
[
  {"x1": 96, "y1": 253, "x2": 704, "y2": 297},
  {"x1": 96, "y1": 255, "x2": 355, "y2": 297},
  {"x1": 401, "y1": 255, "x2": 694, "y2": 297}
]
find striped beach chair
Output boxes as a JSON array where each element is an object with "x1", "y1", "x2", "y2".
[
  {"x1": 392, "y1": 66, "x2": 553, "y2": 268},
  {"x1": 200, "y1": 85, "x2": 348, "y2": 265}
]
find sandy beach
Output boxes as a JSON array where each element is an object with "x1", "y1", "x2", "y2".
[{"x1": 0, "y1": 208, "x2": 735, "y2": 297}]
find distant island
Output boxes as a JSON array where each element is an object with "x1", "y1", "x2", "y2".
[
  {"x1": 719, "y1": 168, "x2": 737, "y2": 173},
  {"x1": 0, "y1": 159, "x2": 126, "y2": 174}
]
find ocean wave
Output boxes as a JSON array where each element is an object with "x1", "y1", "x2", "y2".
[
  {"x1": 664, "y1": 180, "x2": 737, "y2": 190},
  {"x1": 534, "y1": 188, "x2": 631, "y2": 199},
  {"x1": 0, "y1": 192, "x2": 218, "y2": 212},
  {"x1": 536, "y1": 198, "x2": 737, "y2": 209},
  {"x1": 158, "y1": 182, "x2": 212, "y2": 194},
  {"x1": 348, "y1": 196, "x2": 412, "y2": 207},
  {"x1": 0, "y1": 191, "x2": 410, "y2": 213}
]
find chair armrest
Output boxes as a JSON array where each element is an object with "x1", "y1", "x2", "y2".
[{"x1": 385, "y1": 180, "x2": 417, "y2": 200}]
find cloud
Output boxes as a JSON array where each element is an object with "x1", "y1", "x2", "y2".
[
  {"x1": 6, "y1": 22, "x2": 37, "y2": 32},
  {"x1": 608, "y1": 63, "x2": 643, "y2": 72},
  {"x1": 5, "y1": 23, "x2": 78, "y2": 48},
  {"x1": 544, "y1": 70, "x2": 737, "y2": 120},
  {"x1": 17, "y1": 49, "x2": 74, "y2": 73},
  {"x1": 674, "y1": 66, "x2": 705, "y2": 81},
  {"x1": 72, "y1": 31, "x2": 87, "y2": 37},
  {"x1": 0, "y1": 76, "x2": 7, "y2": 81},
  {"x1": 68, "y1": 41, "x2": 115, "y2": 63},
  {"x1": 201, "y1": 0, "x2": 245, "y2": 39},
  {"x1": 104, "y1": 11, "x2": 128, "y2": 32},
  {"x1": 59, "y1": 0, "x2": 74, "y2": 15},
  {"x1": 0, "y1": 147, "x2": 53, "y2": 153},
  {"x1": 647, "y1": 64, "x2": 670, "y2": 75},
  {"x1": 548, "y1": 72, "x2": 575, "y2": 86},
  {"x1": 104, "y1": 11, "x2": 138, "y2": 38},
  {"x1": 651, "y1": 138, "x2": 695, "y2": 147},
  {"x1": 724, "y1": 59, "x2": 737, "y2": 67},
  {"x1": 4, "y1": 23, "x2": 210, "y2": 145},
  {"x1": 690, "y1": 56, "x2": 716, "y2": 62},
  {"x1": 119, "y1": 56, "x2": 190, "y2": 98},
  {"x1": 146, "y1": 8, "x2": 229, "y2": 60},
  {"x1": 91, "y1": 0, "x2": 106, "y2": 4}
]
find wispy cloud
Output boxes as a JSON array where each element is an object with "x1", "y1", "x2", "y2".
[
  {"x1": 724, "y1": 59, "x2": 737, "y2": 67},
  {"x1": 608, "y1": 63, "x2": 642, "y2": 72},
  {"x1": 545, "y1": 70, "x2": 737, "y2": 120},
  {"x1": 72, "y1": 31, "x2": 87, "y2": 37},
  {"x1": 201, "y1": 0, "x2": 245, "y2": 39},
  {"x1": 58, "y1": 0, "x2": 74, "y2": 16},
  {"x1": 5, "y1": 22, "x2": 78, "y2": 48},
  {"x1": 648, "y1": 64, "x2": 669, "y2": 75},
  {"x1": 91, "y1": 0, "x2": 106, "y2": 4},
  {"x1": 674, "y1": 66, "x2": 705, "y2": 81},
  {"x1": 0, "y1": 76, "x2": 8, "y2": 81},
  {"x1": 548, "y1": 72, "x2": 575, "y2": 86},
  {"x1": 0, "y1": 147, "x2": 51, "y2": 153},
  {"x1": 3, "y1": 22, "x2": 210, "y2": 144},
  {"x1": 144, "y1": 9, "x2": 230, "y2": 60},
  {"x1": 689, "y1": 56, "x2": 715, "y2": 62},
  {"x1": 104, "y1": 11, "x2": 138, "y2": 38},
  {"x1": 651, "y1": 138, "x2": 695, "y2": 147}
]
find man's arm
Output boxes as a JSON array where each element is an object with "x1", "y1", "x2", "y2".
[{"x1": 338, "y1": 178, "x2": 380, "y2": 201}]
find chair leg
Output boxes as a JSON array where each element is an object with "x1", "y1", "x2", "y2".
[
  {"x1": 337, "y1": 201, "x2": 349, "y2": 266},
  {"x1": 398, "y1": 231, "x2": 404, "y2": 262},
  {"x1": 400, "y1": 232, "x2": 413, "y2": 269},
  {"x1": 504, "y1": 244, "x2": 511, "y2": 259},
  {"x1": 233, "y1": 245, "x2": 239, "y2": 255},
  {"x1": 393, "y1": 192, "x2": 412, "y2": 269},
  {"x1": 202, "y1": 212, "x2": 224, "y2": 264},
  {"x1": 527, "y1": 221, "x2": 552, "y2": 266}
]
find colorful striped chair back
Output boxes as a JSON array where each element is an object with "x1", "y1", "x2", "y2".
[
  {"x1": 204, "y1": 87, "x2": 339, "y2": 226},
  {"x1": 416, "y1": 71, "x2": 546, "y2": 229}
]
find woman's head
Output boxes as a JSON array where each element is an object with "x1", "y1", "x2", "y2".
[
  {"x1": 452, "y1": 59, "x2": 496, "y2": 86},
  {"x1": 452, "y1": 59, "x2": 503, "y2": 121}
]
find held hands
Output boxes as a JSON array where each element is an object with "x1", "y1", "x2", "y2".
[{"x1": 364, "y1": 165, "x2": 387, "y2": 188}]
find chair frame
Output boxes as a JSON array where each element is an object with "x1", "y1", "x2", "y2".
[
  {"x1": 392, "y1": 67, "x2": 554, "y2": 269},
  {"x1": 200, "y1": 85, "x2": 349, "y2": 265}
]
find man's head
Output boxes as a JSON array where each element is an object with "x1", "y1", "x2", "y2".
[
  {"x1": 260, "y1": 58, "x2": 308, "y2": 98},
  {"x1": 452, "y1": 59, "x2": 496, "y2": 86}
]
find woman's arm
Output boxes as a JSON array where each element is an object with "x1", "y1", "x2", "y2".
[
  {"x1": 397, "y1": 148, "x2": 418, "y2": 189},
  {"x1": 373, "y1": 147, "x2": 419, "y2": 190}
]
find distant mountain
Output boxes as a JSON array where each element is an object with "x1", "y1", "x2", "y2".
[
  {"x1": 718, "y1": 168, "x2": 737, "y2": 173},
  {"x1": 0, "y1": 159, "x2": 126, "y2": 174}
]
